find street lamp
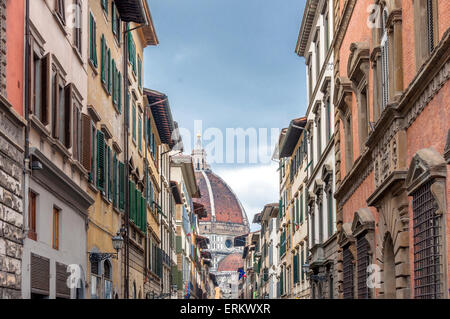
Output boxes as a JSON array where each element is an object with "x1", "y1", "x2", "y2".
[{"x1": 89, "y1": 231, "x2": 125, "y2": 262}]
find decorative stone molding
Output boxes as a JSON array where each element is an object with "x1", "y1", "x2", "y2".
[
  {"x1": 405, "y1": 148, "x2": 447, "y2": 216},
  {"x1": 351, "y1": 208, "x2": 375, "y2": 238}
]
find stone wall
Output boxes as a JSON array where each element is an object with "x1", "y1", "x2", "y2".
[{"x1": 0, "y1": 100, "x2": 25, "y2": 298}]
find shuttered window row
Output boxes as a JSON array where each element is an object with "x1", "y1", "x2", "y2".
[{"x1": 129, "y1": 180, "x2": 147, "y2": 233}]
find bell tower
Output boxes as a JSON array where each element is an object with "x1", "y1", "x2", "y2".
[{"x1": 192, "y1": 133, "x2": 208, "y2": 171}]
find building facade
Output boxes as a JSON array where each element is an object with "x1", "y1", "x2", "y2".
[
  {"x1": 0, "y1": 0, "x2": 26, "y2": 299},
  {"x1": 296, "y1": 0, "x2": 338, "y2": 299},
  {"x1": 333, "y1": 0, "x2": 449, "y2": 299},
  {"x1": 22, "y1": 0, "x2": 94, "y2": 299}
]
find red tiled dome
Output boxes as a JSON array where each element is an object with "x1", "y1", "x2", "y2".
[
  {"x1": 193, "y1": 170, "x2": 249, "y2": 226},
  {"x1": 217, "y1": 253, "x2": 244, "y2": 272}
]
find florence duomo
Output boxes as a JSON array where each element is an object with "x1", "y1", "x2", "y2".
[{"x1": 0, "y1": 0, "x2": 448, "y2": 306}]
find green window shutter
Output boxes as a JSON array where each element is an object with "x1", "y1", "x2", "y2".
[
  {"x1": 96, "y1": 131, "x2": 105, "y2": 192},
  {"x1": 107, "y1": 146, "x2": 112, "y2": 201},
  {"x1": 107, "y1": 48, "x2": 111, "y2": 94},
  {"x1": 129, "y1": 180, "x2": 135, "y2": 222},
  {"x1": 176, "y1": 236, "x2": 182, "y2": 254},
  {"x1": 141, "y1": 195, "x2": 147, "y2": 233},
  {"x1": 89, "y1": 13, "x2": 98, "y2": 67},
  {"x1": 118, "y1": 161, "x2": 124, "y2": 210},
  {"x1": 300, "y1": 193, "x2": 304, "y2": 223},
  {"x1": 113, "y1": 153, "x2": 117, "y2": 207},
  {"x1": 296, "y1": 198, "x2": 299, "y2": 226},
  {"x1": 136, "y1": 190, "x2": 141, "y2": 228},
  {"x1": 138, "y1": 57, "x2": 142, "y2": 88},
  {"x1": 112, "y1": 4, "x2": 116, "y2": 34},
  {"x1": 138, "y1": 115, "x2": 142, "y2": 151},
  {"x1": 102, "y1": 0, "x2": 108, "y2": 14},
  {"x1": 132, "y1": 104, "x2": 136, "y2": 141},
  {"x1": 101, "y1": 35, "x2": 106, "y2": 83},
  {"x1": 301, "y1": 249, "x2": 305, "y2": 280},
  {"x1": 112, "y1": 59, "x2": 116, "y2": 103},
  {"x1": 118, "y1": 72, "x2": 122, "y2": 113}
]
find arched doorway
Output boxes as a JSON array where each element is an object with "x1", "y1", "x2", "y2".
[{"x1": 383, "y1": 234, "x2": 396, "y2": 299}]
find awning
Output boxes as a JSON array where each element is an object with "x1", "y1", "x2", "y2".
[
  {"x1": 196, "y1": 235, "x2": 209, "y2": 249},
  {"x1": 279, "y1": 117, "x2": 307, "y2": 158},
  {"x1": 193, "y1": 202, "x2": 207, "y2": 219},
  {"x1": 170, "y1": 181, "x2": 182, "y2": 204},
  {"x1": 114, "y1": 0, "x2": 147, "y2": 23}
]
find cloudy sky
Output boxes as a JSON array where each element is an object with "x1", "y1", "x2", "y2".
[{"x1": 144, "y1": 0, "x2": 308, "y2": 231}]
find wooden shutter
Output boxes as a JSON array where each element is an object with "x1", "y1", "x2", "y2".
[
  {"x1": 129, "y1": 180, "x2": 135, "y2": 222},
  {"x1": 107, "y1": 48, "x2": 111, "y2": 94},
  {"x1": 31, "y1": 253, "x2": 50, "y2": 295},
  {"x1": 97, "y1": 130, "x2": 105, "y2": 192},
  {"x1": 118, "y1": 161, "x2": 124, "y2": 210},
  {"x1": 81, "y1": 114, "x2": 92, "y2": 171},
  {"x1": 56, "y1": 262, "x2": 70, "y2": 298},
  {"x1": 64, "y1": 84, "x2": 73, "y2": 148},
  {"x1": 142, "y1": 195, "x2": 147, "y2": 233},
  {"x1": 27, "y1": 39, "x2": 34, "y2": 115},
  {"x1": 41, "y1": 53, "x2": 51, "y2": 125},
  {"x1": 101, "y1": 35, "x2": 106, "y2": 83}
]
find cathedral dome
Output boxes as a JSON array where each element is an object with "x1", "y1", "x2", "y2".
[
  {"x1": 217, "y1": 253, "x2": 244, "y2": 272},
  {"x1": 194, "y1": 170, "x2": 249, "y2": 227}
]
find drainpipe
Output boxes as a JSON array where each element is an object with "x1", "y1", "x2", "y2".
[
  {"x1": 123, "y1": 22, "x2": 130, "y2": 300},
  {"x1": 23, "y1": 0, "x2": 31, "y2": 246}
]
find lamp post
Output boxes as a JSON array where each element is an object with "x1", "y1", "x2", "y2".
[{"x1": 89, "y1": 231, "x2": 125, "y2": 263}]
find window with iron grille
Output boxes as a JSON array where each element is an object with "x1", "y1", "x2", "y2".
[
  {"x1": 357, "y1": 236, "x2": 370, "y2": 299},
  {"x1": 343, "y1": 245, "x2": 354, "y2": 299},
  {"x1": 412, "y1": 180, "x2": 443, "y2": 299}
]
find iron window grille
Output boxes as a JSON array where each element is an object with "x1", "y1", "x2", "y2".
[
  {"x1": 412, "y1": 180, "x2": 443, "y2": 299},
  {"x1": 343, "y1": 245, "x2": 354, "y2": 299},
  {"x1": 357, "y1": 236, "x2": 370, "y2": 299}
]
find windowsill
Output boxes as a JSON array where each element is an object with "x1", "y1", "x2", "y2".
[
  {"x1": 89, "y1": 59, "x2": 99, "y2": 76},
  {"x1": 101, "y1": 194, "x2": 110, "y2": 206},
  {"x1": 88, "y1": 182, "x2": 99, "y2": 194},
  {"x1": 29, "y1": 115, "x2": 51, "y2": 137},
  {"x1": 49, "y1": 137, "x2": 71, "y2": 158},
  {"x1": 72, "y1": 45, "x2": 84, "y2": 66},
  {"x1": 52, "y1": 11, "x2": 68, "y2": 37},
  {"x1": 102, "y1": 82, "x2": 111, "y2": 96}
]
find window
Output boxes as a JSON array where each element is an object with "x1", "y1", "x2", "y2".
[
  {"x1": 28, "y1": 190, "x2": 37, "y2": 241},
  {"x1": 52, "y1": 207, "x2": 60, "y2": 250},
  {"x1": 357, "y1": 236, "x2": 371, "y2": 299},
  {"x1": 414, "y1": 0, "x2": 439, "y2": 69},
  {"x1": 101, "y1": 0, "x2": 108, "y2": 15},
  {"x1": 104, "y1": 261, "x2": 113, "y2": 299},
  {"x1": 318, "y1": 201, "x2": 323, "y2": 243},
  {"x1": 324, "y1": 12, "x2": 330, "y2": 52},
  {"x1": 317, "y1": 115, "x2": 322, "y2": 156},
  {"x1": 51, "y1": 70, "x2": 72, "y2": 149},
  {"x1": 107, "y1": 48, "x2": 111, "y2": 94},
  {"x1": 380, "y1": 8, "x2": 389, "y2": 111},
  {"x1": 343, "y1": 245, "x2": 354, "y2": 299},
  {"x1": 30, "y1": 51, "x2": 50, "y2": 125},
  {"x1": 412, "y1": 180, "x2": 443, "y2": 299},
  {"x1": 112, "y1": 2, "x2": 121, "y2": 43},
  {"x1": 138, "y1": 113, "x2": 142, "y2": 151},
  {"x1": 326, "y1": 98, "x2": 331, "y2": 143},
  {"x1": 74, "y1": 0, "x2": 82, "y2": 54},
  {"x1": 132, "y1": 102, "x2": 136, "y2": 142},
  {"x1": 138, "y1": 56, "x2": 142, "y2": 89},
  {"x1": 327, "y1": 188, "x2": 333, "y2": 237},
  {"x1": 315, "y1": 39, "x2": 320, "y2": 80},
  {"x1": 89, "y1": 13, "x2": 98, "y2": 67},
  {"x1": 56, "y1": 0, "x2": 65, "y2": 24},
  {"x1": 101, "y1": 35, "x2": 107, "y2": 84},
  {"x1": 128, "y1": 33, "x2": 137, "y2": 75},
  {"x1": 308, "y1": 62, "x2": 313, "y2": 101},
  {"x1": 72, "y1": 104, "x2": 81, "y2": 162},
  {"x1": 97, "y1": 130, "x2": 106, "y2": 193}
]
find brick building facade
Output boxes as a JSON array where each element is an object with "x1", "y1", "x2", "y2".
[{"x1": 333, "y1": 0, "x2": 449, "y2": 299}]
